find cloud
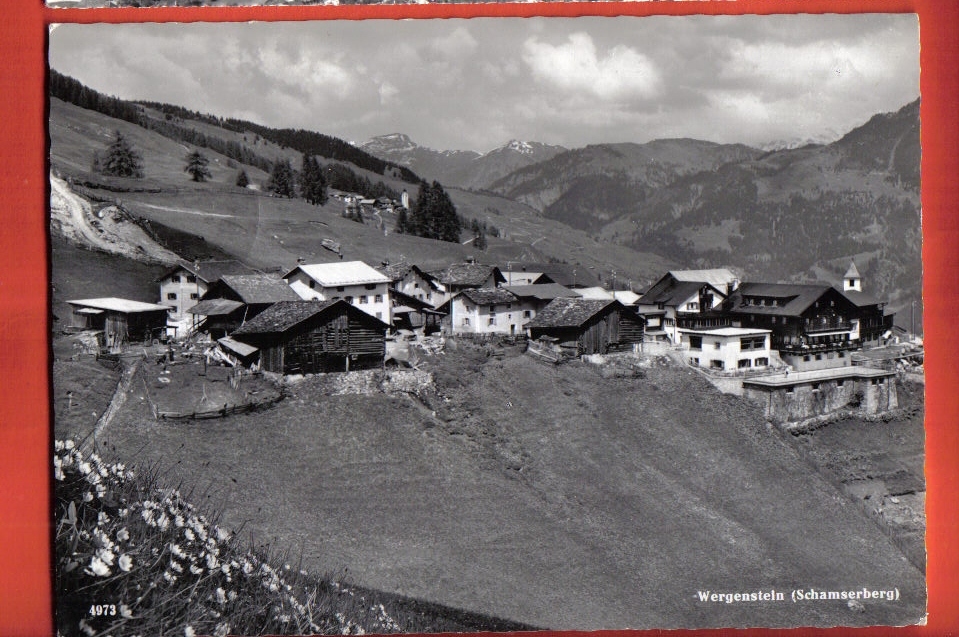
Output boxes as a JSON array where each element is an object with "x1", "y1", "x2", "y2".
[
  {"x1": 522, "y1": 32, "x2": 662, "y2": 101},
  {"x1": 429, "y1": 27, "x2": 479, "y2": 58}
]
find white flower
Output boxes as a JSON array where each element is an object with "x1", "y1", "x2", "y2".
[
  {"x1": 119, "y1": 604, "x2": 133, "y2": 618},
  {"x1": 116, "y1": 528, "x2": 130, "y2": 542},
  {"x1": 98, "y1": 512, "x2": 110, "y2": 526},
  {"x1": 169, "y1": 559, "x2": 183, "y2": 573},
  {"x1": 64, "y1": 439, "x2": 75, "y2": 450},
  {"x1": 78, "y1": 462, "x2": 92, "y2": 475},
  {"x1": 184, "y1": 626, "x2": 196, "y2": 637},
  {"x1": 163, "y1": 571, "x2": 177, "y2": 584},
  {"x1": 175, "y1": 515, "x2": 185, "y2": 528},
  {"x1": 118, "y1": 509, "x2": 129, "y2": 518},
  {"x1": 184, "y1": 528, "x2": 195, "y2": 542},
  {"x1": 214, "y1": 622, "x2": 230, "y2": 637},
  {"x1": 156, "y1": 513, "x2": 170, "y2": 531},
  {"x1": 96, "y1": 548, "x2": 115, "y2": 566},
  {"x1": 169, "y1": 543, "x2": 186, "y2": 559},
  {"x1": 206, "y1": 553, "x2": 219, "y2": 570},
  {"x1": 227, "y1": 590, "x2": 237, "y2": 602},
  {"x1": 83, "y1": 492, "x2": 94, "y2": 503},
  {"x1": 215, "y1": 587, "x2": 227, "y2": 605},
  {"x1": 118, "y1": 554, "x2": 133, "y2": 572},
  {"x1": 189, "y1": 564, "x2": 203, "y2": 575},
  {"x1": 215, "y1": 527, "x2": 230, "y2": 543},
  {"x1": 86, "y1": 556, "x2": 111, "y2": 577},
  {"x1": 55, "y1": 440, "x2": 65, "y2": 451}
]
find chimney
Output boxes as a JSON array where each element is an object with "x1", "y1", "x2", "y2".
[{"x1": 297, "y1": 257, "x2": 306, "y2": 265}]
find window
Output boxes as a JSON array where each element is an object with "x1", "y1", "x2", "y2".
[
  {"x1": 463, "y1": 318, "x2": 470, "y2": 326},
  {"x1": 336, "y1": 286, "x2": 345, "y2": 292},
  {"x1": 786, "y1": 386, "x2": 794, "y2": 394},
  {"x1": 690, "y1": 357, "x2": 699, "y2": 366},
  {"x1": 309, "y1": 280, "x2": 316, "y2": 289},
  {"x1": 710, "y1": 360, "x2": 725, "y2": 370},
  {"x1": 714, "y1": 342, "x2": 721, "y2": 350},
  {"x1": 803, "y1": 355, "x2": 811, "y2": 362},
  {"x1": 738, "y1": 359, "x2": 751, "y2": 369},
  {"x1": 740, "y1": 336, "x2": 765, "y2": 350},
  {"x1": 427, "y1": 293, "x2": 432, "y2": 300},
  {"x1": 374, "y1": 294, "x2": 382, "y2": 303},
  {"x1": 171, "y1": 275, "x2": 181, "y2": 283},
  {"x1": 190, "y1": 293, "x2": 198, "y2": 300},
  {"x1": 489, "y1": 305, "x2": 496, "y2": 313},
  {"x1": 838, "y1": 351, "x2": 845, "y2": 358},
  {"x1": 488, "y1": 317, "x2": 496, "y2": 326},
  {"x1": 345, "y1": 296, "x2": 354, "y2": 304},
  {"x1": 523, "y1": 310, "x2": 532, "y2": 319},
  {"x1": 755, "y1": 357, "x2": 768, "y2": 367},
  {"x1": 815, "y1": 354, "x2": 823, "y2": 361},
  {"x1": 688, "y1": 302, "x2": 699, "y2": 311},
  {"x1": 167, "y1": 293, "x2": 177, "y2": 300},
  {"x1": 186, "y1": 275, "x2": 196, "y2": 284},
  {"x1": 365, "y1": 284, "x2": 376, "y2": 290},
  {"x1": 837, "y1": 379, "x2": 845, "y2": 387},
  {"x1": 414, "y1": 283, "x2": 420, "y2": 288},
  {"x1": 689, "y1": 335, "x2": 703, "y2": 350},
  {"x1": 359, "y1": 296, "x2": 369, "y2": 304},
  {"x1": 812, "y1": 383, "x2": 821, "y2": 391}
]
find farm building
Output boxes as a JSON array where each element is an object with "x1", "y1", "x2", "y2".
[
  {"x1": 284, "y1": 261, "x2": 392, "y2": 324},
  {"x1": 378, "y1": 262, "x2": 445, "y2": 308},
  {"x1": 428, "y1": 261, "x2": 506, "y2": 300},
  {"x1": 186, "y1": 274, "x2": 300, "y2": 338},
  {"x1": 231, "y1": 300, "x2": 388, "y2": 375},
  {"x1": 525, "y1": 298, "x2": 645, "y2": 355},
  {"x1": 444, "y1": 288, "x2": 525, "y2": 336},
  {"x1": 678, "y1": 327, "x2": 773, "y2": 372},
  {"x1": 743, "y1": 366, "x2": 898, "y2": 423},
  {"x1": 390, "y1": 289, "x2": 444, "y2": 335},
  {"x1": 67, "y1": 298, "x2": 171, "y2": 347},
  {"x1": 502, "y1": 262, "x2": 602, "y2": 289},
  {"x1": 157, "y1": 260, "x2": 257, "y2": 320}
]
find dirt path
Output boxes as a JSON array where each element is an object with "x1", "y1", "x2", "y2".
[
  {"x1": 49, "y1": 173, "x2": 181, "y2": 264},
  {"x1": 83, "y1": 359, "x2": 140, "y2": 455}
]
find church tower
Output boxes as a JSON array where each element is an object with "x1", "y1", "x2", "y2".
[{"x1": 843, "y1": 261, "x2": 862, "y2": 292}]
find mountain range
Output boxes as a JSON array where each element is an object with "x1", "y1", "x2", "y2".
[{"x1": 360, "y1": 134, "x2": 567, "y2": 191}]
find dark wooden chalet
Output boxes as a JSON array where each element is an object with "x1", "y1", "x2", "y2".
[
  {"x1": 231, "y1": 300, "x2": 388, "y2": 374},
  {"x1": 723, "y1": 283, "x2": 865, "y2": 355},
  {"x1": 187, "y1": 274, "x2": 300, "y2": 338},
  {"x1": 525, "y1": 298, "x2": 645, "y2": 355}
]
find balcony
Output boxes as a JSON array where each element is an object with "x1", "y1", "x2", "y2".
[
  {"x1": 803, "y1": 321, "x2": 852, "y2": 334},
  {"x1": 776, "y1": 339, "x2": 861, "y2": 355}
]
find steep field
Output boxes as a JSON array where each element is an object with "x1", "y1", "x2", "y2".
[
  {"x1": 88, "y1": 347, "x2": 926, "y2": 630},
  {"x1": 49, "y1": 96, "x2": 674, "y2": 288}
]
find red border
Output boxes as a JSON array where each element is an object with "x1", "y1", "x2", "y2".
[{"x1": 2, "y1": 1, "x2": 956, "y2": 636}]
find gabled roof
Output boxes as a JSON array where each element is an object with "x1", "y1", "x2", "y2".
[
  {"x1": 503, "y1": 283, "x2": 579, "y2": 301},
  {"x1": 726, "y1": 282, "x2": 842, "y2": 317},
  {"x1": 843, "y1": 261, "x2": 861, "y2": 279},
  {"x1": 638, "y1": 280, "x2": 722, "y2": 307},
  {"x1": 68, "y1": 298, "x2": 171, "y2": 313},
  {"x1": 840, "y1": 289, "x2": 882, "y2": 308},
  {"x1": 284, "y1": 261, "x2": 391, "y2": 287},
  {"x1": 429, "y1": 263, "x2": 505, "y2": 287},
  {"x1": 218, "y1": 275, "x2": 300, "y2": 304},
  {"x1": 377, "y1": 262, "x2": 412, "y2": 281},
  {"x1": 458, "y1": 288, "x2": 517, "y2": 306},
  {"x1": 668, "y1": 268, "x2": 739, "y2": 289},
  {"x1": 158, "y1": 260, "x2": 257, "y2": 284},
  {"x1": 575, "y1": 286, "x2": 615, "y2": 300},
  {"x1": 613, "y1": 290, "x2": 642, "y2": 306},
  {"x1": 233, "y1": 301, "x2": 336, "y2": 336},
  {"x1": 391, "y1": 289, "x2": 445, "y2": 314},
  {"x1": 186, "y1": 299, "x2": 244, "y2": 316},
  {"x1": 525, "y1": 298, "x2": 622, "y2": 329},
  {"x1": 505, "y1": 263, "x2": 601, "y2": 288},
  {"x1": 233, "y1": 300, "x2": 389, "y2": 337}
]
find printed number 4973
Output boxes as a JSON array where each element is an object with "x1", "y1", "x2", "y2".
[{"x1": 89, "y1": 604, "x2": 117, "y2": 617}]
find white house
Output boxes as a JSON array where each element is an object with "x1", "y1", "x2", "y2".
[
  {"x1": 447, "y1": 288, "x2": 529, "y2": 336},
  {"x1": 157, "y1": 260, "x2": 256, "y2": 321},
  {"x1": 284, "y1": 261, "x2": 392, "y2": 324},
  {"x1": 638, "y1": 269, "x2": 736, "y2": 343},
  {"x1": 378, "y1": 263, "x2": 446, "y2": 308},
  {"x1": 679, "y1": 327, "x2": 773, "y2": 372}
]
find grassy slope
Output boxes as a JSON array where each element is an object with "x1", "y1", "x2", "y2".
[
  {"x1": 50, "y1": 98, "x2": 674, "y2": 287},
  {"x1": 93, "y1": 348, "x2": 925, "y2": 630}
]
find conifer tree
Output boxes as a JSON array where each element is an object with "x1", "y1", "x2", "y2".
[
  {"x1": 99, "y1": 130, "x2": 144, "y2": 178},
  {"x1": 184, "y1": 150, "x2": 212, "y2": 182},
  {"x1": 267, "y1": 158, "x2": 296, "y2": 198},
  {"x1": 299, "y1": 154, "x2": 328, "y2": 205},
  {"x1": 235, "y1": 169, "x2": 250, "y2": 188}
]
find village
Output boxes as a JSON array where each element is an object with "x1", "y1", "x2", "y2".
[{"x1": 62, "y1": 244, "x2": 922, "y2": 427}]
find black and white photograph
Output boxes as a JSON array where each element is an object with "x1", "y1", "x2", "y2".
[{"x1": 48, "y1": 14, "x2": 925, "y2": 636}]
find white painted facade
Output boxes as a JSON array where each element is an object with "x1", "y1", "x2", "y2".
[
  {"x1": 449, "y1": 293, "x2": 536, "y2": 336},
  {"x1": 158, "y1": 270, "x2": 206, "y2": 320},
  {"x1": 285, "y1": 262, "x2": 392, "y2": 324},
  {"x1": 679, "y1": 327, "x2": 772, "y2": 372}
]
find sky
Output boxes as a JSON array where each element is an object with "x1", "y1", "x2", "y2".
[{"x1": 48, "y1": 14, "x2": 919, "y2": 153}]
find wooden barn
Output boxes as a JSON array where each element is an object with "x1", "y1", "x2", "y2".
[
  {"x1": 525, "y1": 298, "x2": 645, "y2": 355},
  {"x1": 186, "y1": 274, "x2": 300, "y2": 338},
  {"x1": 231, "y1": 300, "x2": 388, "y2": 374},
  {"x1": 67, "y1": 298, "x2": 171, "y2": 347}
]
